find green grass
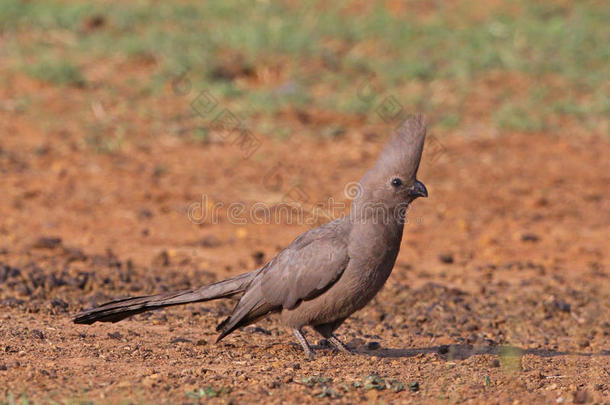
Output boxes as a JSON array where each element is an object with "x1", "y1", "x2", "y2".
[
  {"x1": 1, "y1": 0, "x2": 608, "y2": 134},
  {"x1": 24, "y1": 60, "x2": 86, "y2": 87},
  {"x1": 1, "y1": 392, "x2": 33, "y2": 405},
  {"x1": 494, "y1": 102, "x2": 547, "y2": 132}
]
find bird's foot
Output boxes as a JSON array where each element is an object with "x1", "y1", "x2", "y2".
[
  {"x1": 292, "y1": 328, "x2": 316, "y2": 360},
  {"x1": 304, "y1": 348, "x2": 315, "y2": 361},
  {"x1": 329, "y1": 335, "x2": 352, "y2": 355}
]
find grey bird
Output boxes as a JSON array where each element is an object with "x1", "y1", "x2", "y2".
[{"x1": 73, "y1": 115, "x2": 428, "y2": 359}]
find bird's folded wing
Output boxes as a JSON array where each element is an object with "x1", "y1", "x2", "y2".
[{"x1": 259, "y1": 229, "x2": 349, "y2": 310}]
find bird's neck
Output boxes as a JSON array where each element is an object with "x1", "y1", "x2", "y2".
[
  {"x1": 347, "y1": 206, "x2": 405, "y2": 256},
  {"x1": 348, "y1": 199, "x2": 407, "y2": 233}
]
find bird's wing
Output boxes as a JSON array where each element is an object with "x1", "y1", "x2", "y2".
[{"x1": 259, "y1": 222, "x2": 350, "y2": 309}]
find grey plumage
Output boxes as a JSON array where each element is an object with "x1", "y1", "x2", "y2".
[{"x1": 73, "y1": 114, "x2": 429, "y2": 359}]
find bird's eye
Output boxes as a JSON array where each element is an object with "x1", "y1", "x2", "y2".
[{"x1": 391, "y1": 178, "x2": 402, "y2": 187}]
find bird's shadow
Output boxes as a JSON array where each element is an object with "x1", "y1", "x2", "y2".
[{"x1": 349, "y1": 343, "x2": 609, "y2": 359}]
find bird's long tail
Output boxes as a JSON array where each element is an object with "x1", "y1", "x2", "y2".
[{"x1": 73, "y1": 270, "x2": 260, "y2": 324}]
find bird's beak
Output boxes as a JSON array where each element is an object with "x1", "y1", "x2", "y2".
[{"x1": 409, "y1": 180, "x2": 428, "y2": 198}]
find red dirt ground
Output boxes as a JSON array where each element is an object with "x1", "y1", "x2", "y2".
[{"x1": 1, "y1": 72, "x2": 609, "y2": 403}]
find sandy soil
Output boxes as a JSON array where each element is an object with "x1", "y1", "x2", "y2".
[{"x1": 0, "y1": 73, "x2": 609, "y2": 404}]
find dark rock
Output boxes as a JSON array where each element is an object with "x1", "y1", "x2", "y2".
[
  {"x1": 347, "y1": 338, "x2": 364, "y2": 349},
  {"x1": 71, "y1": 272, "x2": 90, "y2": 290},
  {"x1": 108, "y1": 332, "x2": 123, "y2": 340},
  {"x1": 64, "y1": 248, "x2": 87, "y2": 262},
  {"x1": 521, "y1": 233, "x2": 540, "y2": 243},
  {"x1": 366, "y1": 341, "x2": 380, "y2": 350},
  {"x1": 252, "y1": 251, "x2": 265, "y2": 266},
  {"x1": 197, "y1": 235, "x2": 222, "y2": 247},
  {"x1": 28, "y1": 268, "x2": 46, "y2": 289},
  {"x1": 82, "y1": 15, "x2": 105, "y2": 31},
  {"x1": 153, "y1": 250, "x2": 170, "y2": 267},
  {"x1": 48, "y1": 273, "x2": 67, "y2": 289},
  {"x1": 138, "y1": 209, "x2": 153, "y2": 219},
  {"x1": 170, "y1": 337, "x2": 192, "y2": 344},
  {"x1": 245, "y1": 326, "x2": 271, "y2": 336},
  {"x1": 1, "y1": 297, "x2": 25, "y2": 307},
  {"x1": 438, "y1": 345, "x2": 449, "y2": 354},
  {"x1": 0, "y1": 265, "x2": 21, "y2": 283},
  {"x1": 553, "y1": 299, "x2": 571, "y2": 313},
  {"x1": 128, "y1": 329, "x2": 141, "y2": 337},
  {"x1": 130, "y1": 283, "x2": 142, "y2": 292},
  {"x1": 438, "y1": 253, "x2": 454, "y2": 264},
  {"x1": 32, "y1": 237, "x2": 62, "y2": 249},
  {"x1": 50, "y1": 298, "x2": 68, "y2": 312},
  {"x1": 32, "y1": 329, "x2": 45, "y2": 340},
  {"x1": 466, "y1": 323, "x2": 479, "y2": 332},
  {"x1": 317, "y1": 339, "x2": 330, "y2": 347},
  {"x1": 409, "y1": 381, "x2": 420, "y2": 392},
  {"x1": 491, "y1": 359, "x2": 501, "y2": 367},
  {"x1": 15, "y1": 284, "x2": 32, "y2": 296}
]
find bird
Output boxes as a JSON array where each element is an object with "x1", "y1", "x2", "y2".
[{"x1": 73, "y1": 114, "x2": 428, "y2": 359}]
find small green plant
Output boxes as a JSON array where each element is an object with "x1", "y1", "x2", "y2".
[
  {"x1": 437, "y1": 114, "x2": 461, "y2": 130},
  {"x1": 353, "y1": 374, "x2": 407, "y2": 392},
  {"x1": 185, "y1": 386, "x2": 231, "y2": 399},
  {"x1": 301, "y1": 375, "x2": 332, "y2": 387},
  {"x1": 499, "y1": 346, "x2": 524, "y2": 373},
  {"x1": 25, "y1": 60, "x2": 85, "y2": 87},
  {"x1": 1, "y1": 392, "x2": 32, "y2": 405}
]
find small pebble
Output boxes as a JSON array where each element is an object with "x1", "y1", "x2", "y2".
[
  {"x1": 409, "y1": 381, "x2": 420, "y2": 392},
  {"x1": 32, "y1": 237, "x2": 62, "y2": 249},
  {"x1": 318, "y1": 339, "x2": 330, "y2": 347},
  {"x1": 552, "y1": 299, "x2": 571, "y2": 313},
  {"x1": 32, "y1": 330, "x2": 45, "y2": 340},
  {"x1": 108, "y1": 332, "x2": 122, "y2": 340},
  {"x1": 245, "y1": 326, "x2": 271, "y2": 336},
  {"x1": 170, "y1": 337, "x2": 191, "y2": 344},
  {"x1": 252, "y1": 251, "x2": 265, "y2": 266},
  {"x1": 438, "y1": 253, "x2": 454, "y2": 264},
  {"x1": 50, "y1": 298, "x2": 69, "y2": 311},
  {"x1": 521, "y1": 233, "x2": 540, "y2": 242},
  {"x1": 366, "y1": 341, "x2": 380, "y2": 350}
]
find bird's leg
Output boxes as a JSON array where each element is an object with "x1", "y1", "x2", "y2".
[
  {"x1": 292, "y1": 328, "x2": 314, "y2": 360},
  {"x1": 328, "y1": 334, "x2": 352, "y2": 355},
  {"x1": 313, "y1": 323, "x2": 352, "y2": 355}
]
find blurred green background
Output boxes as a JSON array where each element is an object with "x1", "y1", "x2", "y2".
[{"x1": 1, "y1": 0, "x2": 608, "y2": 145}]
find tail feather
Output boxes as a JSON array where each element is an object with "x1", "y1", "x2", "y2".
[
  {"x1": 73, "y1": 270, "x2": 260, "y2": 324},
  {"x1": 215, "y1": 280, "x2": 276, "y2": 342}
]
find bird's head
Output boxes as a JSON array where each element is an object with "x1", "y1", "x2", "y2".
[{"x1": 353, "y1": 114, "x2": 427, "y2": 219}]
